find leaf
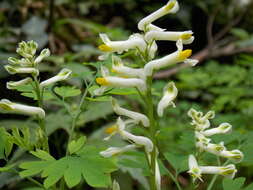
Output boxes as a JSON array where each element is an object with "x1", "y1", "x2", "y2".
[
  {"x1": 230, "y1": 28, "x2": 249, "y2": 40},
  {"x1": 0, "y1": 164, "x2": 16, "y2": 172},
  {"x1": 19, "y1": 146, "x2": 117, "y2": 189},
  {"x1": 30, "y1": 150, "x2": 55, "y2": 161},
  {"x1": 68, "y1": 136, "x2": 86, "y2": 155},
  {"x1": 0, "y1": 127, "x2": 13, "y2": 159},
  {"x1": 54, "y1": 86, "x2": 81, "y2": 98},
  {"x1": 163, "y1": 152, "x2": 188, "y2": 173},
  {"x1": 223, "y1": 177, "x2": 246, "y2": 190},
  {"x1": 244, "y1": 183, "x2": 253, "y2": 190}
]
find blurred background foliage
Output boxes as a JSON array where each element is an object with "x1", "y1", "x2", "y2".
[{"x1": 0, "y1": 0, "x2": 253, "y2": 189}]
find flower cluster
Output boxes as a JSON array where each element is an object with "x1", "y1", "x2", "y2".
[
  {"x1": 187, "y1": 108, "x2": 244, "y2": 182},
  {"x1": 96, "y1": 1, "x2": 198, "y2": 190},
  {"x1": 2, "y1": 41, "x2": 72, "y2": 118}
]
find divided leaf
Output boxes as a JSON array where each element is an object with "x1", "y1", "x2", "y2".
[{"x1": 19, "y1": 146, "x2": 117, "y2": 189}]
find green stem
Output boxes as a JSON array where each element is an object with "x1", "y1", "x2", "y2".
[
  {"x1": 144, "y1": 76, "x2": 157, "y2": 190},
  {"x1": 33, "y1": 76, "x2": 49, "y2": 152},
  {"x1": 207, "y1": 159, "x2": 229, "y2": 190}
]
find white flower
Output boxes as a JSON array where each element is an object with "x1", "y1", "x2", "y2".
[
  {"x1": 117, "y1": 118, "x2": 153, "y2": 153},
  {"x1": 201, "y1": 123, "x2": 232, "y2": 136},
  {"x1": 112, "y1": 180, "x2": 120, "y2": 190},
  {"x1": 145, "y1": 30, "x2": 194, "y2": 44},
  {"x1": 138, "y1": 0, "x2": 179, "y2": 31},
  {"x1": 184, "y1": 59, "x2": 199, "y2": 66},
  {"x1": 157, "y1": 82, "x2": 178, "y2": 117},
  {"x1": 219, "y1": 150, "x2": 244, "y2": 163},
  {"x1": 96, "y1": 75, "x2": 147, "y2": 92},
  {"x1": 8, "y1": 57, "x2": 33, "y2": 67},
  {"x1": 111, "y1": 56, "x2": 145, "y2": 79},
  {"x1": 98, "y1": 33, "x2": 146, "y2": 54},
  {"x1": 100, "y1": 144, "x2": 137, "y2": 158},
  {"x1": 0, "y1": 99, "x2": 45, "y2": 118},
  {"x1": 149, "y1": 40, "x2": 158, "y2": 60},
  {"x1": 188, "y1": 155, "x2": 202, "y2": 182},
  {"x1": 144, "y1": 40, "x2": 192, "y2": 76},
  {"x1": 112, "y1": 98, "x2": 150, "y2": 127},
  {"x1": 196, "y1": 141, "x2": 225, "y2": 155},
  {"x1": 5, "y1": 65, "x2": 39, "y2": 76},
  {"x1": 34, "y1": 48, "x2": 50, "y2": 64},
  {"x1": 146, "y1": 24, "x2": 165, "y2": 32},
  {"x1": 188, "y1": 108, "x2": 215, "y2": 131},
  {"x1": 155, "y1": 159, "x2": 161, "y2": 190},
  {"x1": 6, "y1": 77, "x2": 32, "y2": 89},
  {"x1": 40, "y1": 68, "x2": 72, "y2": 88},
  {"x1": 199, "y1": 164, "x2": 237, "y2": 179}
]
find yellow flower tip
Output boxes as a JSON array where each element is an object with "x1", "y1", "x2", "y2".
[
  {"x1": 181, "y1": 33, "x2": 192, "y2": 40},
  {"x1": 178, "y1": 49, "x2": 192, "y2": 60},
  {"x1": 111, "y1": 68, "x2": 117, "y2": 73},
  {"x1": 164, "y1": 1, "x2": 176, "y2": 11},
  {"x1": 98, "y1": 44, "x2": 113, "y2": 52},
  {"x1": 0, "y1": 103, "x2": 12, "y2": 111},
  {"x1": 105, "y1": 125, "x2": 118, "y2": 134},
  {"x1": 96, "y1": 77, "x2": 109, "y2": 85}
]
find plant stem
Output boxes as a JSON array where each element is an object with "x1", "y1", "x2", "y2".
[
  {"x1": 33, "y1": 75, "x2": 49, "y2": 152},
  {"x1": 207, "y1": 159, "x2": 229, "y2": 190},
  {"x1": 144, "y1": 76, "x2": 157, "y2": 190}
]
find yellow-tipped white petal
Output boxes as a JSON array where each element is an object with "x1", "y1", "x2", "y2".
[
  {"x1": 188, "y1": 155, "x2": 202, "y2": 182},
  {"x1": 96, "y1": 76, "x2": 147, "y2": 92},
  {"x1": 0, "y1": 99, "x2": 45, "y2": 118},
  {"x1": 112, "y1": 98, "x2": 150, "y2": 127},
  {"x1": 5, "y1": 65, "x2": 39, "y2": 76},
  {"x1": 149, "y1": 41, "x2": 158, "y2": 60},
  {"x1": 40, "y1": 68, "x2": 72, "y2": 88},
  {"x1": 199, "y1": 164, "x2": 237, "y2": 179},
  {"x1": 138, "y1": 0, "x2": 179, "y2": 31},
  {"x1": 100, "y1": 144, "x2": 137, "y2": 158},
  {"x1": 157, "y1": 82, "x2": 178, "y2": 117},
  {"x1": 219, "y1": 150, "x2": 244, "y2": 163},
  {"x1": 196, "y1": 141, "x2": 225, "y2": 155},
  {"x1": 145, "y1": 30, "x2": 194, "y2": 44},
  {"x1": 112, "y1": 56, "x2": 145, "y2": 79},
  {"x1": 201, "y1": 123, "x2": 232, "y2": 136},
  {"x1": 34, "y1": 48, "x2": 50, "y2": 64},
  {"x1": 98, "y1": 33, "x2": 147, "y2": 54},
  {"x1": 117, "y1": 118, "x2": 153, "y2": 152},
  {"x1": 7, "y1": 77, "x2": 32, "y2": 89},
  {"x1": 144, "y1": 40, "x2": 192, "y2": 76}
]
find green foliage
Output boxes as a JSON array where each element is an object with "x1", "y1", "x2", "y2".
[
  {"x1": 54, "y1": 86, "x2": 81, "y2": 98},
  {"x1": 19, "y1": 146, "x2": 117, "y2": 189},
  {"x1": 223, "y1": 177, "x2": 245, "y2": 190},
  {"x1": 0, "y1": 128, "x2": 13, "y2": 159}
]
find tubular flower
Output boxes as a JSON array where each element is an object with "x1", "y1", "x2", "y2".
[
  {"x1": 98, "y1": 33, "x2": 147, "y2": 54},
  {"x1": 146, "y1": 24, "x2": 165, "y2": 32},
  {"x1": 144, "y1": 40, "x2": 192, "y2": 76},
  {"x1": 40, "y1": 68, "x2": 72, "y2": 88},
  {"x1": 34, "y1": 48, "x2": 50, "y2": 64},
  {"x1": 0, "y1": 99, "x2": 45, "y2": 118},
  {"x1": 200, "y1": 123, "x2": 232, "y2": 136},
  {"x1": 100, "y1": 144, "x2": 137, "y2": 158},
  {"x1": 96, "y1": 76, "x2": 147, "y2": 92},
  {"x1": 199, "y1": 165, "x2": 237, "y2": 179},
  {"x1": 7, "y1": 77, "x2": 32, "y2": 89},
  {"x1": 112, "y1": 180, "x2": 120, "y2": 190},
  {"x1": 112, "y1": 98, "x2": 150, "y2": 127},
  {"x1": 117, "y1": 118, "x2": 153, "y2": 153},
  {"x1": 145, "y1": 30, "x2": 194, "y2": 44},
  {"x1": 188, "y1": 155, "x2": 237, "y2": 182},
  {"x1": 157, "y1": 82, "x2": 178, "y2": 117},
  {"x1": 5, "y1": 65, "x2": 39, "y2": 76},
  {"x1": 188, "y1": 108, "x2": 215, "y2": 131},
  {"x1": 111, "y1": 56, "x2": 145, "y2": 79},
  {"x1": 138, "y1": 0, "x2": 179, "y2": 31},
  {"x1": 219, "y1": 150, "x2": 244, "y2": 163}
]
